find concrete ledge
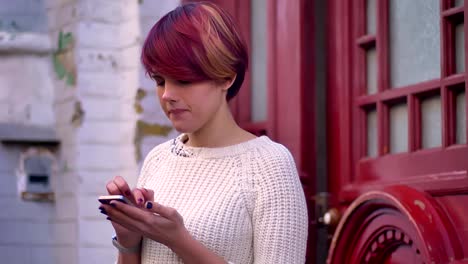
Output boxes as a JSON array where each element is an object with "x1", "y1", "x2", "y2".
[
  {"x1": 0, "y1": 123, "x2": 59, "y2": 145},
  {"x1": 0, "y1": 32, "x2": 53, "y2": 54}
]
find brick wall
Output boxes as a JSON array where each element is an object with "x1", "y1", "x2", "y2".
[{"x1": 0, "y1": 0, "x2": 180, "y2": 263}]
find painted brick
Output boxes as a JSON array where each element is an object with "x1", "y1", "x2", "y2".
[
  {"x1": 44, "y1": 0, "x2": 76, "y2": 9},
  {"x1": 54, "y1": 246, "x2": 78, "y2": 264},
  {"x1": 0, "y1": 197, "x2": 54, "y2": 220},
  {"x1": 0, "y1": 76, "x2": 11, "y2": 101},
  {"x1": 30, "y1": 246, "x2": 56, "y2": 264},
  {"x1": 0, "y1": 145, "x2": 21, "y2": 173},
  {"x1": 79, "y1": 195, "x2": 105, "y2": 219},
  {"x1": 77, "y1": 19, "x2": 140, "y2": 50},
  {"x1": 54, "y1": 99, "x2": 78, "y2": 126},
  {"x1": 0, "y1": 221, "x2": 76, "y2": 245},
  {"x1": 79, "y1": 219, "x2": 114, "y2": 246},
  {"x1": 53, "y1": 79, "x2": 76, "y2": 104},
  {"x1": 54, "y1": 171, "x2": 79, "y2": 194},
  {"x1": 0, "y1": 246, "x2": 32, "y2": 263},
  {"x1": 54, "y1": 194, "x2": 78, "y2": 220},
  {"x1": 78, "y1": 121, "x2": 135, "y2": 145},
  {"x1": 79, "y1": 97, "x2": 137, "y2": 122},
  {"x1": 79, "y1": 168, "x2": 138, "y2": 194},
  {"x1": 78, "y1": 247, "x2": 116, "y2": 264},
  {"x1": 76, "y1": 45, "x2": 140, "y2": 72},
  {"x1": 46, "y1": 2, "x2": 78, "y2": 31},
  {"x1": 0, "y1": 172, "x2": 17, "y2": 196},
  {"x1": 139, "y1": 0, "x2": 180, "y2": 18},
  {"x1": 139, "y1": 92, "x2": 172, "y2": 126},
  {"x1": 79, "y1": 0, "x2": 138, "y2": 23},
  {"x1": 75, "y1": 144, "x2": 136, "y2": 171},
  {"x1": 78, "y1": 70, "x2": 138, "y2": 100},
  {"x1": 0, "y1": 103, "x2": 9, "y2": 121}
]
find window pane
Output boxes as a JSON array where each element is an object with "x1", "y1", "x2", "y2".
[
  {"x1": 390, "y1": 103, "x2": 408, "y2": 153},
  {"x1": 454, "y1": 0, "x2": 464, "y2": 7},
  {"x1": 367, "y1": 48, "x2": 378, "y2": 94},
  {"x1": 390, "y1": 0, "x2": 440, "y2": 88},
  {"x1": 456, "y1": 23, "x2": 465, "y2": 73},
  {"x1": 421, "y1": 96, "x2": 442, "y2": 148},
  {"x1": 366, "y1": 0, "x2": 377, "y2": 35},
  {"x1": 456, "y1": 91, "x2": 466, "y2": 144},
  {"x1": 367, "y1": 109, "x2": 378, "y2": 157},
  {"x1": 251, "y1": 0, "x2": 267, "y2": 122}
]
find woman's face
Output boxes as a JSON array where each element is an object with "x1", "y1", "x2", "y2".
[{"x1": 153, "y1": 75, "x2": 228, "y2": 133}]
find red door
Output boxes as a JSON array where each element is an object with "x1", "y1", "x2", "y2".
[{"x1": 327, "y1": 0, "x2": 468, "y2": 263}]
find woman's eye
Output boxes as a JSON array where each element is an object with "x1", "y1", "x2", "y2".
[
  {"x1": 178, "y1": 80, "x2": 191, "y2": 85},
  {"x1": 156, "y1": 80, "x2": 165, "y2": 86}
]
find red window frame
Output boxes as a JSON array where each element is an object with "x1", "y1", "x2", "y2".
[{"x1": 339, "y1": 0, "x2": 468, "y2": 201}]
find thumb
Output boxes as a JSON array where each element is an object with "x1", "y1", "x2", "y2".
[{"x1": 144, "y1": 201, "x2": 182, "y2": 222}]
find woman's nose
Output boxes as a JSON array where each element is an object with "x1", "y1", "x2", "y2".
[{"x1": 161, "y1": 83, "x2": 178, "y2": 102}]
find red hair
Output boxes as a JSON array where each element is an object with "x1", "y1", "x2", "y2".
[{"x1": 141, "y1": 2, "x2": 248, "y2": 101}]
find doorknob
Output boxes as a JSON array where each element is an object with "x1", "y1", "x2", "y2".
[{"x1": 321, "y1": 208, "x2": 341, "y2": 227}]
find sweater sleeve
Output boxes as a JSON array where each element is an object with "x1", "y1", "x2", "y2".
[{"x1": 251, "y1": 145, "x2": 308, "y2": 264}]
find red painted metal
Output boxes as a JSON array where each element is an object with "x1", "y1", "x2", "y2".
[
  {"x1": 327, "y1": 0, "x2": 354, "y2": 197},
  {"x1": 328, "y1": 0, "x2": 468, "y2": 263},
  {"x1": 327, "y1": 185, "x2": 463, "y2": 264}
]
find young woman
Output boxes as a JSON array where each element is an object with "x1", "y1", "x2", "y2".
[{"x1": 99, "y1": 2, "x2": 308, "y2": 263}]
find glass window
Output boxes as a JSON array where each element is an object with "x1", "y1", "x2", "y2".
[
  {"x1": 367, "y1": 48, "x2": 378, "y2": 94},
  {"x1": 421, "y1": 95, "x2": 442, "y2": 148},
  {"x1": 367, "y1": 109, "x2": 378, "y2": 157},
  {"x1": 455, "y1": 23, "x2": 465, "y2": 73},
  {"x1": 251, "y1": 0, "x2": 267, "y2": 122},
  {"x1": 366, "y1": 0, "x2": 377, "y2": 35},
  {"x1": 390, "y1": 103, "x2": 408, "y2": 153},
  {"x1": 456, "y1": 91, "x2": 466, "y2": 144},
  {"x1": 389, "y1": 0, "x2": 440, "y2": 88}
]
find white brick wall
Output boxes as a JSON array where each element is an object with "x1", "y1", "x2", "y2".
[{"x1": 0, "y1": 0, "x2": 181, "y2": 263}]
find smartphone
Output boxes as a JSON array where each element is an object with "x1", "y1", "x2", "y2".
[{"x1": 98, "y1": 195, "x2": 133, "y2": 205}]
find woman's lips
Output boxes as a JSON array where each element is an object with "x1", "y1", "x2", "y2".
[{"x1": 168, "y1": 109, "x2": 188, "y2": 116}]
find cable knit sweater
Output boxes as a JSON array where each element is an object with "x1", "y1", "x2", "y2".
[{"x1": 137, "y1": 134, "x2": 308, "y2": 264}]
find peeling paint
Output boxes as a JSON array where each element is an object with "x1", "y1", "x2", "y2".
[
  {"x1": 414, "y1": 200, "x2": 426, "y2": 210},
  {"x1": 53, "y1": 31, "x2": 76, "y2": 86},
  {"x1": 134, "y1": 88, "x2": 147, "y2": 114},
  {"x1": 134, "y1": 120, "x2": 172, "y2": 160},
  {"x1": 71, "y1": 101, "x2": 84, "y2": 127}
]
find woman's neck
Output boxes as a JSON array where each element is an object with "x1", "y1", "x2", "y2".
[{"x1": 185, "y1": 104, "x2": 255, "y2": 148}]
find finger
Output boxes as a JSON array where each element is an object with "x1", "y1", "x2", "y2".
[
  {"x1": 106, "y1": 181, "x2": 121, "y2": 195},
  {"x1": 100, "y1": 203, "x2": 144, "y2": 234},
  {"x1": 132, "y1": 188, "x2": 146, "y2": 207},
  {"x1": 144, "y1": 201, "x2": 181, "y2": 222},
  {"x1": 141, "y1": 188, "x2": 154, "y2": 202},
  {"x1": 113, "y1": 176, "x2": 135, "y2": 203}
]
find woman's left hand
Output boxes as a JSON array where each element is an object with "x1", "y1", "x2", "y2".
[{"x1": 101, "y1": 199, "x2": 189, "y2": 249}]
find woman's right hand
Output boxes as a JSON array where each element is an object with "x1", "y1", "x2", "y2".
[{"x1": 103, "y1": 176, "x2": 154, "y2": 248}]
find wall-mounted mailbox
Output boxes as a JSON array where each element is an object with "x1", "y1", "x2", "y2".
[
  {"x1": 0, "y1": 123, "x2": 59, "y2": 202},
  {"x1": 18, "y1": 148, "x2": 57, "y2": 202}
]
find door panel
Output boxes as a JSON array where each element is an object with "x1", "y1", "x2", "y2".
[
  {"x1": 327, "y1": 0, "x2": 468, "y2": 263},
  {"x1": 327, "y1": 185, "x2": 462, "y2": 264}
]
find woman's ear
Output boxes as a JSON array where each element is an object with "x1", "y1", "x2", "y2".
[{"x1": 222, "y1": 74, "x2": 237, "y2": 91}]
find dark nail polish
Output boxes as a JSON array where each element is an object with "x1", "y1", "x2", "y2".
[
  {"x1": 98, "y1": 206, "x2": 104, "y2": 211},
  {"x1": 100, "y1": 209, "x2": 107, "y2": 215},
  {"x1": 110, "y1": 202, "x2": 116, "y2": 208},
  {"x1": 138, "y1": 198, "x2": 143, "y2": 204},
  {"x1": 106, "y1": 217, "x2": 111, "y2": 221},
  {"x1": 146, "y1": 202, "x2": 153, "y2": 209},
  {"x1": 125, "y1": 191, "x2": 131, "y2": 196}
]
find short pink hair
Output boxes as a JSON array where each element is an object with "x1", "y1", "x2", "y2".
[{"x1": 141, "y1": 2, "x2": 248, "y2": 101}]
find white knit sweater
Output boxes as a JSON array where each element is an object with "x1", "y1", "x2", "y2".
[{"x1": 137, "y1": 134, "x2": 308, "y2": 264}]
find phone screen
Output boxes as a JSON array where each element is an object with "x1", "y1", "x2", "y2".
[{"x1": 98, "y1": 195, "x2": 132, "y2": 205}]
